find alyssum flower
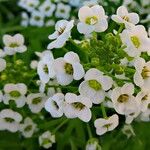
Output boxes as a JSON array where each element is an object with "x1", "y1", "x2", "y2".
[
  {"x1": 19, "y1": 117, "x2": 37, "y2": 138},
  {"x1": 39, "y1": 131, "x2": 55, "y2": 149},
  {"x1": 111, "y1": 83, "x2": 140, "y2": 124},
  {"x1": 3, "y1": 83, "x2": 27, "y2": 108},
  {"x1": 64, "y1": 93, "x2": 92, "y2": 122},
  {"x1": 3, "y1": 33, "x2": 27, "y2": 55},
  {"x1": 27, "y1": 93, "x2": 46, "y2": 113},
  {"x1": 94, "y1": 114, "x2": 119, "y2": 136},
  {"x1": 133, "y1": 57, "x2": 150, "y2": 90},
  {"x1": 111, "y1": 6, "x2": 139, "y2": 28},
  {"x1": 47, "y1": 20, "x2": 74, "y2": 49},
  {"x1": 79, "y1": 68, "x2": 113, "y2": 104},
  {"x1": 45, "y1": 93, "x2": 64, "y2": 118},
  {"x1": 0, "y1": 109, "x2": 22, "y2": 132},
  {"x1": 37, "y1": 50, "x2": 55, "y2": 84},
  {"x1": 77, "y1": 5, "x2": 108, "y2": 35},
  {"x1": 53, "y1": 51, "x2": 85, "y2": 85},
  {"x1": 120, "y1": 25, "x2": 150, "y2": 57}
]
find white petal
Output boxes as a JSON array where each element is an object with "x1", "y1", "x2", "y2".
[
  {"x1": 56, "y1": 73, "x2": 73, "y2": 85},
  {"x1": 94, "y1": 19, "x2": 108, "y2": 32},
  {"x1": 72, "y1": 63, "x2": 85, "y2": 80},
  {"x1": 64, "y1": 51, "x2": 80, "y2": 63}
]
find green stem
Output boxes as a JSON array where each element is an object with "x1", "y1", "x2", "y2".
[
  {"x1": 53, "y1": 119, "x2": 69, "y2": 133},
  {"x1": 87, "y1": 124, "x2": 93, "y2": 138},
  {"x1": 101, "y1": 103, "x2": 107, "y2": 118},
  {"x1": 117, "y1": 24, "x2": 124, "y2": 35}
]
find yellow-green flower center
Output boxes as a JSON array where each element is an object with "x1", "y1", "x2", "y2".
[
  {"x1": 9, "y1": 43, "x2": 19, "y2": 48},
  {"x1": 42, "y1": 138, "x2": 51, "y2": 146},
  {"x1": 142, "y1": 95, "x2": 148, "y2": 101},
  {"x1": 72, "y1": 102, "x2": 85, "y2": 110},
  {"x1": 141, "y1": 66, "x2": 150, "y2": 79},
  {"x1": 45, "y1": 6, "x2": 50, "y2": 11},
  {"x1": 32, "y1": 97, "x2": 42, "y2": 104},
  {"x1": 131, "y1": 36, "x2": 140, "y2": 48},
  {"x1": 24, "y1": 125, "x2": 32, "y2": 132},
  {"x1": 117, "y1": 94, "x2": 129, "y2": 103},
  {"x1": 4, "y1": 117, "x2": 15, "y2": 123},
  {"x1": 58, "y1": 27, "x2": 65, "y2": 35},
  {"x1": 88, "y1": 80, "x2": 102, "y2": 91},
  {"x1": 34, "y1": 16, "x2": 41, "y2": 21},
  {"x1": 122, "y1": 16, "x2": 129, "y2": 22},
  {"x1": 103, "y1": 123, "x2": 112, "y2": 129},
  {"x1": 9, "y1": 91, "x2": 21, "y2": 98},
  {"x1": 64, "y1": 63, "x2": 73, "y2": 75},
  {"x1": 85, "y1": 16, "x2": 98, "y2": 25},
  {"x1": 44, "y1": 65, "x2": 49, "y2": 74}
]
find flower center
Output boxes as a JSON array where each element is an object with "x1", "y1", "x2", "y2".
[
  {"x1": 130, "y1": 36, "x2": 140, "y2": 48},
  {"x1": 28, "y1": 3, "x2": 34, "y2": 7},
  {"x1": 34, "y1": 16, "x2": 41, "y2": 21},
  {"x1": 122, "y1": 16, "x2": 129, "y2": 22},
  {"x1": 9, "y1": 43, "x2": 19, "y2": 48},
  {"x1": 141, "y1": 66, "x2": 150, "y2": 79},
  {"x1": 32, "y1": 97, "x2": 42, "y2": 104},
  {"x1": 58, "y1": 27, "x2": 65, "y2": 35},
  {"x1": 88, "y1": 80, "x2": 102, "y2": 91},
  {"x1": 103, "y1": 123, "x2": 112, "y2": 129},
  {"x1": 24, "y1": 125, "x2": 32, "y2": 132},
  {"x1": 142, "y1": 95, "x2": 148, "y2": 101},
  {"x1": 45, "y1": 6, "x2": 50, "y2": 11},
  {"x1": 53, "y1": 101, "x2": 59, "y2": 109},
  {"x1": 42, "y1": 138, "x2": 51, "y2": 146},
  {"x1": 72, "y1": 102, "x2": 85, "y2": 110},
  {"x1": 117, "y1": 94, "x2": 129, "y2": 103},
  {"x1": 9, "y1": 91, "x2": 21, "y2": 98},
  {"x1": 60, "y1": 9, "x2": 65, "y2": 13},
  {"x1": 43, "y1": 65, "x2": 49, "y2": 74},
  {"x1": 64, "y1": 63, "x2": 73, "y2": 75},
  {"x1": 4, "y1": 117, "x2": 15, "y2": 123},
  {"x1": 85, "y1": 16, "x2": 98, "y2": 25}
]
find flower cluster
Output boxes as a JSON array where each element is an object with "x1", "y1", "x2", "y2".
[{"x1": 0, "y1": 2, "x2": 150, "y2": 150}]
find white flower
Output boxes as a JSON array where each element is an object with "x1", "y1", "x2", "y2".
[
  {"x1": 94, "y1": 114, "x2": 119, "y2": 136},
  {"x1": 83, "y1": 0, "x2": 98, "y2": 7},
  {"x1": 86, "y1": 138, "x2": 101, "y2": 150},
  {"x1": 21, "y1": 12, "x2": 29, "y2": 27},
  {"x1": 111, "y1": 83, "x2": 140, "y2": 116},
  {"x1": 64, "y1": 93, "x2": 92, "y2": 122},
  {"x1": 39, "y1": 0, "x2": 56, "y2": 17},
  {"x1": 111, "y1": 6, "x2": 139, "y2": 28},
  {"x1": 47, "y1": 20, "x2": 74, "y2": 50},
  {"x1": 55, "y1": 3, "x2": 71, "y2": 19},
  {"x1": 3, "y1": 34, "x2": 27, "y2": 55},
  {"x1": 3, "y1": 83, "x2": 27, "y2": 108},
  {"x1": 37, "y1": 50, "x2": 55, "y2": 84},
  {"x1": 139, "y1": 105, "x2": 150, "y2": 122},
  {"x1": 19, "y1": 117, "x2": 37, "y2": 138},
  {"x1": 120, "y1": 25, "x2": 150, "y2": 57},
  {"x1": 0, "y1": 58, "x2": 6, "y2": 72},
  {"x1": 54, "y1": 51, "x2": 85, "y2": 85},
  {"x1": 0, "y1": 109, "x2": 22, "y2": 132},
  {"x1": 136, "y1": 90, "x2": 150, "y2": 112},
  {"x1": 77, "y1": 5, "x2": 108, "y2": 35},
  {"x1": 133, "y1": 57, "x2": 150, "y2": 90},
  {"x1": 30, "y1": 10, "x2": 44, "y2": 27},
  {"x1": 19, "y1": 0, "x2": 39, "y2": 12},
  {"x1": 45, "y1": 93, "x2": 64, "y2": 118},
  {"x1": 79, "y1": 68, "x2": 113, "y2": 104},
  {"x1": 39, "y1": 131, "x2": 55, "y2": 149},
  {"x1": 122, "y1": 0, "x2": 133, "y2": 6},
  {"x1": 27, "y1": 93, "x2": 46, "y2": 113}
]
